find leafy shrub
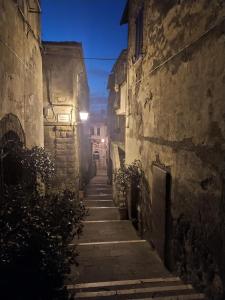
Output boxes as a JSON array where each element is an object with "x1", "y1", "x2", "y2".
[
  {"x1": 21, "y1": 146, "x2": 55, "y2": 185},
  {"x1": 114, "y1": 160, "x2": 142, "y2": 195},
  {"x1": 0, "y1": 144, "x2": 87, "y2": 299},
  {"x1": 0, "y1": 186, "x2": 86, "y2": 299},
  {"x1": 0, "y1": 141, "x2": 55, "y2": 190}
]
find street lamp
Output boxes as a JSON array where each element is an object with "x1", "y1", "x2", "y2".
[{"x1": 79, "y1": 111, "x2": 89, "y2": 122}]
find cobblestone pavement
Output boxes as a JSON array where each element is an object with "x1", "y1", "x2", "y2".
[{"x1": 68, "y1": 172, "x2": 205, "y2": 299}]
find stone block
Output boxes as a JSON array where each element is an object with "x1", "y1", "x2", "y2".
[
  {"x1": 66, "y1": 131, "x2": 74, "y2": 138},
  {"x1": 60, "y1": 131, "x2": 67, "y2": 138},
  {"x1": 65, "y1": 138, "x2": 74, "y2": 144},
  {"x1": 55, "y1": 138, "x2": 64, "y2": 144},
  {"x1": 55, "y1": 131, "x2": 61, "y2": 138},
  {"x1": 56, "y1": 150, "x2": 66, "y2": 156},
  {"x1": 55, "y1": 143, "x2": 65, "y2": 150},
  {"x1": 66, "y1": 143, "x2": 74, "y2": 150}
]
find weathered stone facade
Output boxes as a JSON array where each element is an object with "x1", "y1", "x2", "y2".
[
  {"x1": 0, "y1": 0, "x2": 43, "y2": 147},
  {"x1": 107, "y1": 49, "x2": 127, "y2": 145},
  {"x1": 107, "y1": 50, "x2": 127, "y2": 200},
  {"x1": 122, "y1": 0, "x2": 225, "y2": 298},
  {"x1": 89, "y1": 113, "x2": 108, "y2": 171},
  {"x1": 42, "y1": 42, "x2": 89, "y2": 191}
]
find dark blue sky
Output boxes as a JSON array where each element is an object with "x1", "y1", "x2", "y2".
[{"x1": 41, "y1": 0, "x2": 128, "y2": 112}]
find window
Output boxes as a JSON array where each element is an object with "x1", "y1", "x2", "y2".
[
  {"x1": 135, "y1": 9, "x2": 144, "y2": 59},
  {"x1": 114, "y1": 116, "x2": 121, "y2": 134},
  {"x1": 90, "y1": 127, "x2": 94, "y2": 136},
  {"x1": 97, "y1": 128, "x2": 100, "y2": 136}
]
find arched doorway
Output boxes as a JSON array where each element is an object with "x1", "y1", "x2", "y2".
[
  {"x1": 0, "y1": 131, "x2": 23, "y2": 186},
  {"x1": 0, "y1": 114, "x2": 25, "y2": 188}
]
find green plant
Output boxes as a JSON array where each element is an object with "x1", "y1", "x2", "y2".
[
  {"x1": 114, "y1": 160, "x2": 142, "y2": 208},
  {"x1": 0, "y1": 143, "x2": 87, "y2": 299},
  {"x1": 0, "y1": 185, "x2": 86, "y2": 300},
  {"x1": 0, "y1": 142, "x2": 55, "y2": 190},
  {"x1": 21, "y1": 146, "x2": 55, "y2": 185}
]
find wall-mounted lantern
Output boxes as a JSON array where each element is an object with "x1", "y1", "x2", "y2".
[{"x1": 79, "y1": 111, "x2": 89, "y2": 122}]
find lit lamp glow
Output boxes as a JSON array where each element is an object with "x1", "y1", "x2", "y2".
[
  {"x1": 101, "y1": 138, "x2": 105, "y2": 143},
  {"x1": 79, "y1": 111, "x2": 89, "y2": 121}
]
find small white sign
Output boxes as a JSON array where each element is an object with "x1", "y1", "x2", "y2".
[{"x1": 57, "y1": 113, "x2": 70, "y2": 123}]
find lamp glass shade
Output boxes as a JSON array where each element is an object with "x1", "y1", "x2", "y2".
[{"x1": 79, "y1": 111, "x2": 89, "y2": 121}]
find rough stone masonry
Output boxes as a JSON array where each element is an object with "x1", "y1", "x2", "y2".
[
  {"x1": 42, "y1": 42, "x2": 89, "y2": 192},
  {"x1": 0, "y1": 0, "x2": 43, "y2": 147},
  {"x1": 123, "y1": 0, "x2": 225, "y2": 298}
]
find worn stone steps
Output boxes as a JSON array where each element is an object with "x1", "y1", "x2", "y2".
[
  {"x1": 84, "y1": 200, "x2": 115, "y2": 207},
  {"x1": 85, "y1": 189, "x2": 112, "y2": 193},
  {"x1": 85, "y1": 187, "x2": 112, "y2": 193},
  {"x1": 78, "y1": 220, "x2": 138, "y2": 243},
  {"x1": 85, "y1": 189, "x2": 112, "y2": 197},
  {"x1": 85, "y1": 207, "x2": 120, "y2": 221},
  {"x1": 69, "y1": 173, "x2": 204, "y2": 300},
  {"x1": 69, "y1": 241, "x2": 170, "y2": 284},
  {"x1": 85, "y1": 195, "x2": 113, "y2": 200},
  {"x1": 69, "y1": 276, "x2": 204, "y2": 299}
]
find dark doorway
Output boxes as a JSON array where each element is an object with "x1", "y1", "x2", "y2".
[
  {"x1": 128, "y1": 179, "x2": 140, "y2": 230},
  {"x1": 151, "y1": 164, "x2": 171, "y2": 267},
  {"x1": 0, "y1": 131, "x2": 23, "y2": 187},
  {"x1": 93, "y1": 150, "x2": 100, "y2": 160}
]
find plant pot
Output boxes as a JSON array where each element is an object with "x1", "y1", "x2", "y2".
[
  {"x1": 79, "y1": 190, "x2": 84, "y2": 200},
  {"x1": 119, "y1": 207, "x2": 128, "y2": 220}
]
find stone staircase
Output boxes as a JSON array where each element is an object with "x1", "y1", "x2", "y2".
[{"x1": 69, "y1": 174, "x2": 205, "y2": 300}]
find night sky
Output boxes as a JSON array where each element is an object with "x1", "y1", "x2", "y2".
[{"x1": 41, "y1": 0, "x2": 128, "y2": 112}]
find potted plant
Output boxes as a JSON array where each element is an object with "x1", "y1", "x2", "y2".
[
  {"x1": 114, "y1": 160, "x2": 142, "y2": 220},
  {"x1": 118, "y1": 190, "x2": 128, "y2": 220}
]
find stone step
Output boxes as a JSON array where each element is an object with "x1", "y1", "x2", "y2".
[
  {"x1": 73, "y1": 175, "x2": 204, "y2": 300},
  {"x1": 85, "y1": 195, "x2": 113, "y2": 200},
  {"x1": 87, "y1": 184, "x2": 112, "y2": 188},
  {"x1": 90, "y1": 179, "x2": 108, "y2": 184},
  {"x1": 85, "y1": 207, "x2": 120, "y2": 221},
  {"x1": 86, "y1": 191, "x2": 112, "y2": 196},
  {"x1": 78, "y1": 220, "x2": 138, "y2": 243},
  {"x1": 85, "y1": 189, "x2": 112, "y2": 195},
  {"x1": 86, "y1": 186, "x2": 112, "y2": 190},
  {"x1": 69, "y1": 242, "x2": 169, "y2": 284},
  {"x1": 84, "y1": 200, "x2": 115, "y2": 207},
  {"x1": 68, "y1": 277, "x2": 204, "y2": 299}
]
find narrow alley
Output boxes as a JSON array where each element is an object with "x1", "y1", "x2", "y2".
[
  {"x1": 67, "y1": 170, "x2": 205, "y2": 299},
  {"x1": 1, "y1": 1, "x2": 225, "y2": 299}
]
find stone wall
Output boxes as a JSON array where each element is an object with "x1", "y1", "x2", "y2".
[
  {"x1": 107, "y1": 50, "x2": 127, "y2": 200},
  {"x1": 89, "y1": 117, "x2": 108, "y2": 170},
  {"x1": 0, "y1": 0, "x2": 43, "y2": 147},
  {"x1": 44, "y1": 125, "x2": 78, "y2": 191},
  {"x1": 107, "y1": 49, "x2": 127, "y2": 144},
  {"x1": 125, "y1": 0, "x2": 225, "y2": 298},
  {"x1": 42, "y1": 42, "x2": 89, "y2": 191}
]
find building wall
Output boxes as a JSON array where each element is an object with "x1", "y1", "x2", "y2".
[
  {"x1": 0, "y1": 0, "x2": 43, "y2": 147},
  {"x1": 90, "y1": 119, "x2": 108, "y2": 170},
  {"x1": 42, "y1": 42, "x2": 89, "y2": 191},
  {"x1": 107, "y1": 50, "x2": 127, "y2": 195},
  {"x1": 108, "y1": 50, "x2": 127, "y2": 144},
  {"x1": 125, "y1": 0, "x2": 225, "y2": 297}
]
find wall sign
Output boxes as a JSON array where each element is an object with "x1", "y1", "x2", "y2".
[{"x1": 57, "y1": 113, "x2": 71, "y2": 123}]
